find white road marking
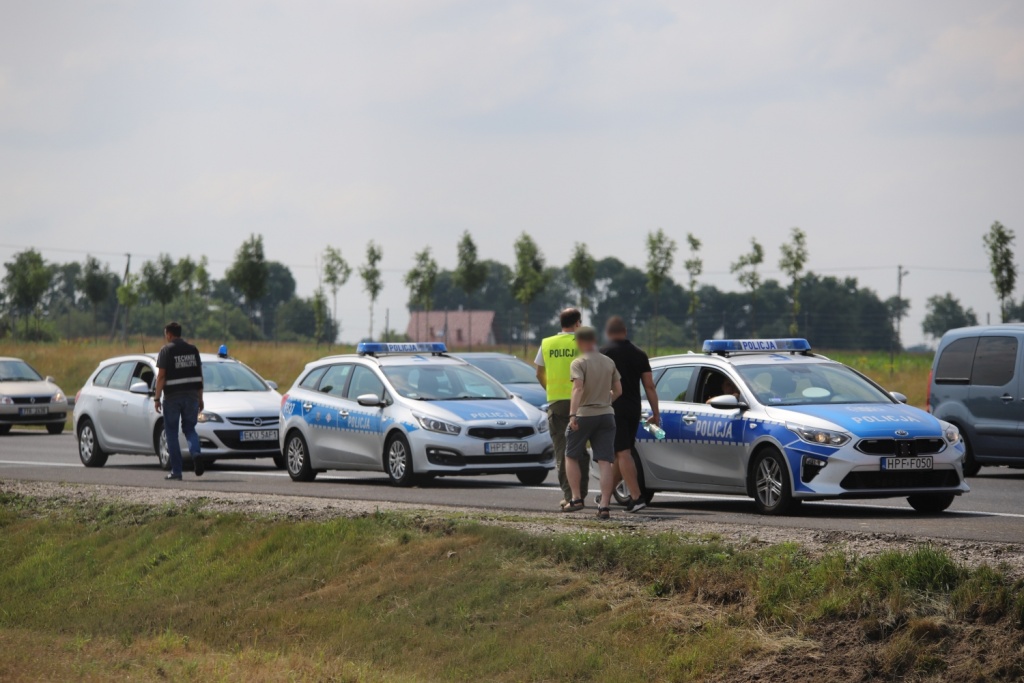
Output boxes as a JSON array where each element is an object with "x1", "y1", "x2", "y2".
[{"x1": 0, "y1": 460, "x2": 80, "y2": 468}]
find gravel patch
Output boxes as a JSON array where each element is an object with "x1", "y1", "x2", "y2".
[{"x1": 4, "y1": 479, "x2": 1024, "y2": 574}]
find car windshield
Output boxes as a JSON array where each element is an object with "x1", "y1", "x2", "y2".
[
  {"x1": 0, "y1": 360, "x2": 43, "y2": 382},
  {"x1": 735, "y1": 363, "x2": 894, "y2": 406},
  {"x1": 461, "y1": 357, "x2": 539, "y2": 385},
  {"x1": 382, "y1": 364, "x2": 510, "y2": 400},
  {"x1": 202, "y1": 362, "x2": 269, "y2": 392}
]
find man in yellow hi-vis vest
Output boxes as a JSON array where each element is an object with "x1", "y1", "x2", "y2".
[{"x1": 535, "y1": 308, "x2": 587, "y2": 508}]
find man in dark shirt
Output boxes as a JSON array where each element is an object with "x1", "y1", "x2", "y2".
[
  {"x1": 600, "y1": 316, "x2": 661, "y2": 512},
  {"x1": 154, "y1": 321, "x2": 204, "y2": 481}
]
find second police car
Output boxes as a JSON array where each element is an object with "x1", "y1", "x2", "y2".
[
  {"x1": 628, "y1": 339, "x2": 968, "y2": 514},
  {"x1": 279, "y1": 343, "x2": 555, "y2": 486}
]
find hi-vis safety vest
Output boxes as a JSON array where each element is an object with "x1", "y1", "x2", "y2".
[{"x1": 540, "y1": 333, "x2": 578, "y2": 402}]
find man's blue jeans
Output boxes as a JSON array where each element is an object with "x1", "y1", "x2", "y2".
[{"x1": 164, "y1": 393, "x2": 200, "y2": 477}]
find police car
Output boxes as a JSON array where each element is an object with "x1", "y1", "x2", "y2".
[
  {"x1": 627, "y1": 339, "x2": 968, "y2": 515},
  {"x1": 279, "y1": 343, "x2": 555, "y2": 486}
]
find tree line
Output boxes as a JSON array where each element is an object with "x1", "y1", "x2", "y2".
[{"x1": 0, "y1": 221, "x2": 1015, "y2": 350}]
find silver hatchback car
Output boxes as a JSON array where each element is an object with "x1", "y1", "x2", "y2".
[
  {"x1": 74, "y1": 352, "x2": 284, "y2": 469},
  {"x1": 0, "y1": 357, "x2": 69, "y2": 435}
]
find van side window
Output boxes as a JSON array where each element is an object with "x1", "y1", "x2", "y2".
[
  {"x1": 934, "y1": 337, "x2": 978, "y2": 384},
  {"x1": 971, "y1": 337, "x2": 1018, "y2": 386}
]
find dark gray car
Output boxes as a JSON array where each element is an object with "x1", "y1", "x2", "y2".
[{"x1": 929, "y1": 324, "x2": 1024, "y2": 476}]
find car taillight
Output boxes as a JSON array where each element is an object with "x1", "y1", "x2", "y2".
[
  {"x1": 925, "y1": 369, "x2": 933, "y2": 413},
  {"x1": 281, "y1": 393, "x2": 289, "y2": 409}
]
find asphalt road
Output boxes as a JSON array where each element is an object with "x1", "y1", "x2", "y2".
[{"x1": 3, "y1": 430, "x2": 1024, "y2": 544}]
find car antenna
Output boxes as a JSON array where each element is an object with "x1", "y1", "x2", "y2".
[{"x1": 141, "y1": 335, "x2": 146, "y2": 354}]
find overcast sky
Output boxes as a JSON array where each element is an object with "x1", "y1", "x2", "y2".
[{"x1": 2, "y1": 0, "x2": 1023, "y2": 346}]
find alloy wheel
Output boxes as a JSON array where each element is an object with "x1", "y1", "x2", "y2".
[
  {"x1": 79, "y1": 424, "x2": 95, "y2": 460},
  {"x1": 388, "y1": 440, "x2": 407, "y2": 480},
  {"x1": 287, "y1": 437, "x2": 305, "y2": 475},
  {"x1": 756, "y1": 457, "x2": 783, "y2": 509}
]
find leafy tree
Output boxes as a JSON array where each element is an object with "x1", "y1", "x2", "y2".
[
  {"x1": 80, "y1": 256, "x2": 112, "y2": 341},
  {"x1": 258, "y1": 262, "x2": 297, "y2": 337},
  {"x1": 731, "y1": 238, "x2": 765, "y2": 335},
  {"x1": 174, "y1": 257, "x2": 197, "y2": 325},
  {"x1": 312, "y1": 287, "x2": 328, "y2": 347},
  {"x1": 683, "y1": 233, "x2": 702, "y2": 348},
  {"x1": 983, "y1": 221, "x2": 1017, "y2": 322},
  {"x1": 225, "y1": 234, "x2": 269, "y2": 337},
  {"x1": 141, "y1": 254, "x2": 179, "y2": 325},
  {"x1": 645, "y1": 228, "x2": 677, "y2": 355},
  {"x1": 452, "y1": 231, "x2": 488, "y2": 349},
  {"x1": 511, "y1": 233, "x2": 548, "y2": 355},
  {"x1": 405, "y1": 247, "x2": 439, "y2": 342},
  {"x1": 322, "y1": 246, "x2": 351, "y2": 344},
  {"x1": 48, "y1": 261, "x2": 81, "y2": 339},
  {"x1": 194, "y1": 256, "x2": 211, "y2": 300},
  {"x1": 566, "y1": 242, "x2": 596, "y2": 313},
  {"x1": 779, "y1": 227, "x2": 809, "y2": 335},
  {"x1": 922, "y1": 293, "x2": 978, "y2": 339},
  {"x1": 2, "y1": 249, "x2": 50, "y2": 337},
  {"x1": 116, "y1": 273, "x2": 141, "y2": 341},
  {"x1": 358, "y1": 241, "x2": 384, "y2": 340},
  {"x1": 886, "y1": 296, "x2": 911, "y2": 351}
]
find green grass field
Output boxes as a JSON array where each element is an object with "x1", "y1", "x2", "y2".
[
  {"x1": 0, "y1": 339, "x2": 935, "y2": 409},
  {"x1": 1, "y1": 493, "x2": 1022, "y2": 682}
]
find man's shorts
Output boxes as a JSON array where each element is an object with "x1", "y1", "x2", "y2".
[
  {"x1": 613, "y1": 407, "x2": 642, "y2": 453},
  {"x1": 565, "y1": 413, "x2": 617, "y2": 464}
]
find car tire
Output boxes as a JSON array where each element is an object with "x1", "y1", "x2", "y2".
[
  {"x1": 285, "y1": 431, "x2": 316, "y2": 482},
  {"x1": 0, "y1": 425, "x2": 10, "y2": 436},
  {"x1": 751, "y1": 448, "x2": 796, "y2": 515},
  {"x1": 629, "y1": 447, "x2": 656, "y2": 505},
  {"x1": 960, "y1": 431, "x2": 981, "y2": 477},
  {"x1": 385, "y1": 433, "x2": 417, "y2": 487},
  {"x1": 272, "y1": 453, "x2": 287, "y2": 470},
  {"x1": 156, "y1": 427, "x2": 171, "y2": 471},
  {"x1": 77, "y1": 418, "x2": 108, "y2": 468},
  {"x1": 47, "y1": 423, "x2": 65, "y2": 435},
  {"x1": 907, "y1": 493, "x2": 956, "y2": 514},
  {"x1": 516, "y1": 469, "x2": 549, "y2": 486}
]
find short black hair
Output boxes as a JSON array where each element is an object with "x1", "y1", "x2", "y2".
[
  {"x1": 605, "y1": 315, "x2": 627, "y2": 335},
  {"x1": 164, "y1": 322, "x2": 183, "y2": 338},
  {"x1": 559, "y1": 308, "x2": 582, "y2": 329}
]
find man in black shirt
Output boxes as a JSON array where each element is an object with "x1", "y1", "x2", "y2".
[
  {"x1": 154, "y1": 321, "x2": 204, "y2": 480},
  {"x1": 600, "y1": 316, "x2": 661, "y2": 512}
]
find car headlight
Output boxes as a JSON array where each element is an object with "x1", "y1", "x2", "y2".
[
  {"x1": 943, "y1": 424, "x2": 961, "y2": 445},
  {"x1": 537, "y1": 417, "x2": 550, "y2": 434},
  {"x1": 415, "y1": 414, "x2": 461, "y2": 435},
  {"x1": 51, "y1": 392, "x2": 66, "y2": 403},
  {"x1": 197, "y1": 411, "x2": 224, "y2": 423},
  {"x1": 787, "y1": 423, "x2": 851, "y2": 447},
  {"x1": 0, "y1": 395, "x2": 12, "y2": 405}
]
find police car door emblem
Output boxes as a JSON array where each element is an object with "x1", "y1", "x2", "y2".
[
  {"x1": 253, "y1": 417, "x2": 263, "y2": 427},
  {"x1": 895, "y1": 429, "x2": 909, "y2": 437}
]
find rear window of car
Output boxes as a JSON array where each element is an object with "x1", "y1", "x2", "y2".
[
  {"x1": 935, "y1": 335, "x2": 1018, "y2": 386},
  {"x1": 299, "y1": 366, "x2": 328, "y2": 390},
  {"x1": 93, "y1": 364, "x2": 117, "y2": 387}
]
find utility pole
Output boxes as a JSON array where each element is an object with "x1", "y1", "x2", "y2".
[
  {"x1": 889, "y1": 265, "x2": 909, "y2": 375},
  {"x1": 109, "y1": 253, "x2": 131, "y2": 342}
]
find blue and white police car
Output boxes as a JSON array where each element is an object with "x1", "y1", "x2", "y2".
[
  {"x1": 279, "y1": 343, "x2": 555, "y2": 486},
  {"x1": 628, "y1": 339, "x2": 968, "y2": 514}
]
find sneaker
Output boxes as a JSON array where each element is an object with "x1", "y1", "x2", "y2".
[
  {"x1": 165, "y1": 473, "x2": 182, "y2": 481},
  {"x1": 193, "y1": 457, "x2": 205, "y2": 477},
  {"x1": 625, "y1": 497, "x2": 647, "y2": 513}
]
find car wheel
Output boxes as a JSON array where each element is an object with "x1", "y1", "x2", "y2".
[
  {"x1": 0, "y1": 425, "x2": 10, "y2": 436},
  {"x1": 272, "y1": 453, "x2": 287, "y2": 470},
  {"x1": 751, "y1": 448, "x2": 796, "y2": 515},
  {"x1": 612, "y1": 479, "x2": 631, "y2": 506},
  {"x1": 77, "y1": 418, "x2": 108, "y2": 468},
  {"x1": 907, "y1": 493, "x2": 956, "y2": 514},
  {"x1": 960, "y1": 431, "x2": 981, "y2": 477},
  {"x1": 629, "y1": 447, "x2": 656, "y2": 505},
  {"x1": 516, "y1": 469, "x2": 549, "y2": 486},
  {"x1": 46, "y1": 423, "x2": 65, "y2": 435},
  {"x1": 156, "y1": 427, "x2": 171, "y2": 471},
  {"x1": 385, "y1": 433, "x2": 417, "y2": 487},
  {"x1": 285, "y1": 431, "x2": 316, "y2": 482}
]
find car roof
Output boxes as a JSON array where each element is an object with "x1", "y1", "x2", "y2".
[
  {"x1": 308, "y1": 352, "x2": 472, "y2": 368},
  {"x1": 452, "y1": 352, "x2": 523, "y2": 360},
  {"x1": 0, "y1": 357, "x2": 28, "y2": 362},
  {"x1": 941, "y1": 324, "x2": 1024, "y2": 339},
  {"x1": 95, "y1": 353, "x2": 245, "y2": 366},
  {"x1": 650, "y1": 352, "x2": 838, "y2": 369}
]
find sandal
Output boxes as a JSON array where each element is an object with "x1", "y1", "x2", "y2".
[
  {"x1": 563, "y1": 498, "x2": 585, "y2": 513},
  {"x1": 596, "y1": 507, "x2": 610, "y2": 520}
]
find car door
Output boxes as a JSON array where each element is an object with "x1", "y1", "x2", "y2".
[
  {"x1": 680, "y1": 367, "x2": 749, "y2": 489},
  {"x1": 339, "y1": 365, "x2": 388, "y2": 469},
  {"x1": 99, "y1": 362, "x2": 137, "y2": 451},
  {"x1": 636, "y1": 365, "x2": 698, "y2": 486},
  {"x1": 966, "y1": 335, "x2": 1022, "y2": 458},
  {"x1": 305, "y1": 363, "x2": 354, "y2": 467}
]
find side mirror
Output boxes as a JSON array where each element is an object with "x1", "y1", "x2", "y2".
[
  {"x1": 45, "y1": 376, "x2": 56, "y2": 384},
  {"x1": 891, "y1": 392, "x2": 908, "y2": 404},
  {"x1": 708, "y1": 394, "x2": 747, "y2": 411},
  {"x1": 129, "y1": 381, "x2": 152, "y2": 395},
  {"x1": 357, "y1": 393, "x2": 384, "y2": 407},
  {"x1": 266, "y1": 380, "x2": 279, "y2": 390}
]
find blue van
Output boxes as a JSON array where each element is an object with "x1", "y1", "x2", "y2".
[{"x1": 929, "y1": 325, "x2": 1024, "y2": 476}]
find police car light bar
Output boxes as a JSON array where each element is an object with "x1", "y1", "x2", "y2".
[
  {"x1": 357, "y1": 342, "x2": 448, "y2": 356},
  {"x1": 702, "y1": 338, "x2": 812, "y2": 355}
]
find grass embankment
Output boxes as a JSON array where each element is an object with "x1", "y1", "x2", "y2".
[
  {"x1": 1, "y1": 494, "x2": 1022, "y2": 682},
  {"x1": 1, "y1": 340, "x2": 933, "y2": 409}
]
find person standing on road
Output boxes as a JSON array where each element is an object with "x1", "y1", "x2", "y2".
[
  {"x1": 601, "y1": 315, "x2": 661, "y2": 512},
  {"x1": 564, "y1": 326, "x2": 622, "y2": 518},
  {"x1": 154, "y1": 322, "x2": 204, "y2": 481},
  {"x1": 535, "y1": 308, "x2": 585, "y2": 509}
]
